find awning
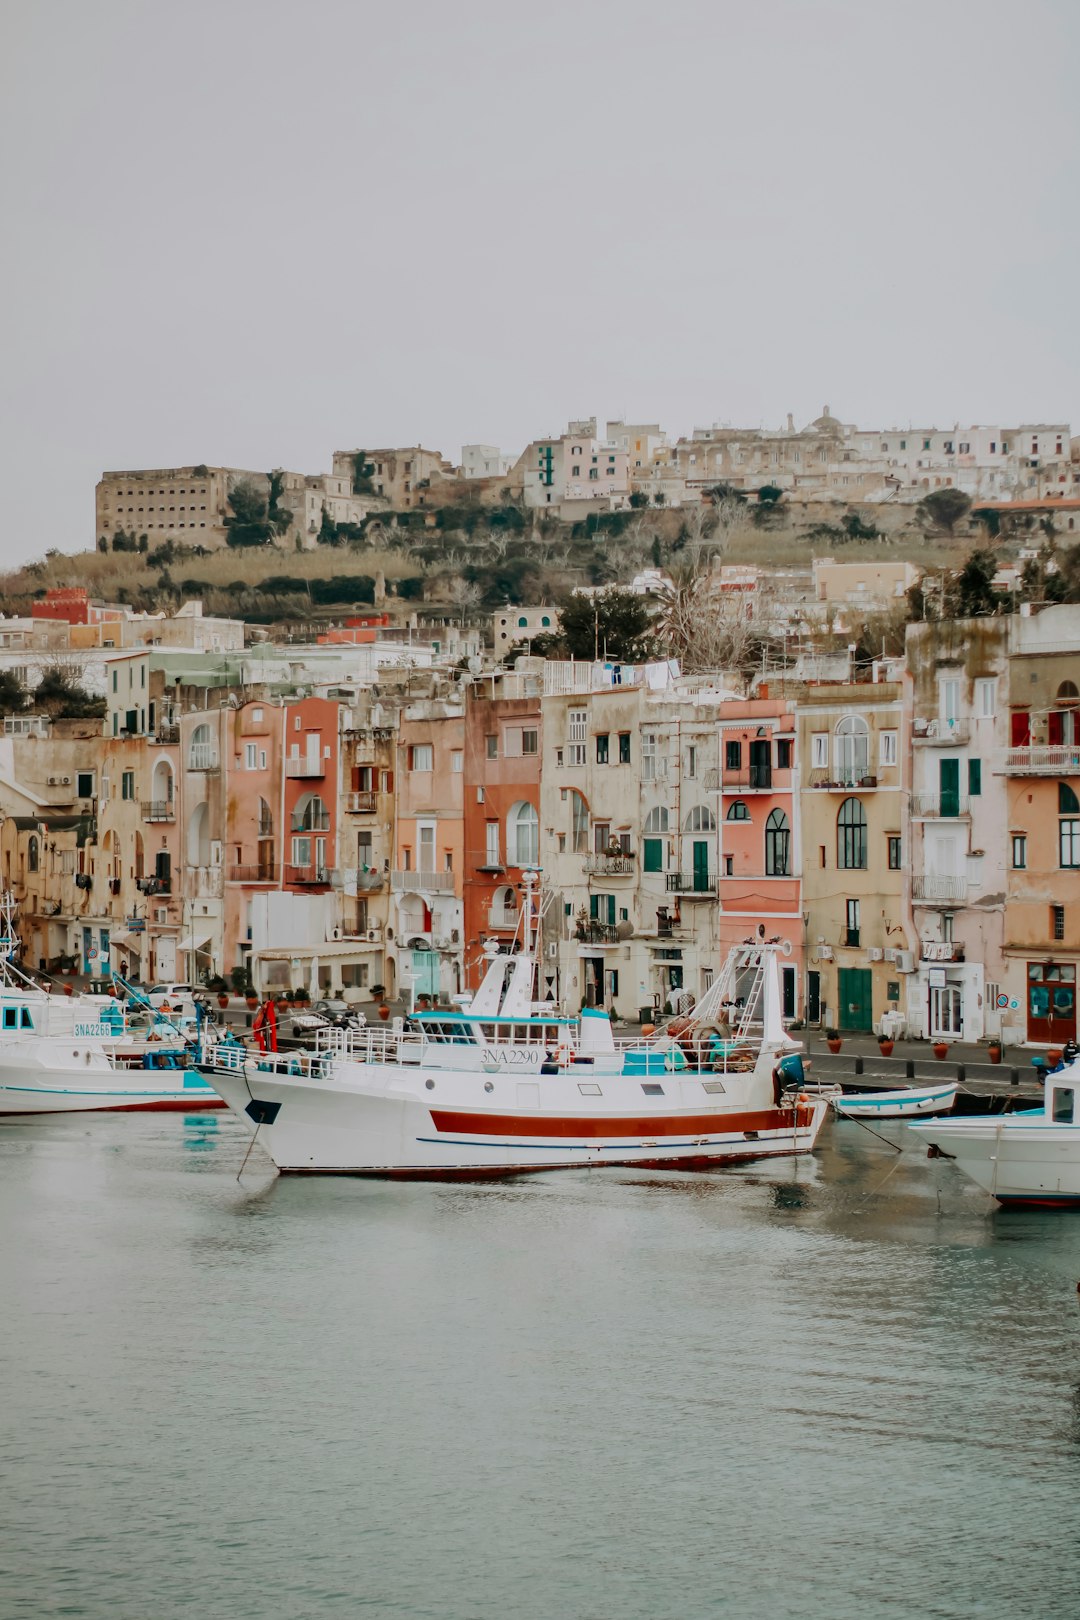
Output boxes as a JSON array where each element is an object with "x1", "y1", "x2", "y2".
[
  {"x1": 255, "y1": 940, "x2": 379, "y2": 963},
  {"x1": 109, "y1": 930, "x2": 143, "y2": 952},
  {"x1": 178, "y1": 932, "x2": 213, "y2": 954}
]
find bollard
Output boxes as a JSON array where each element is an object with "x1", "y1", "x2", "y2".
[
  {"x1": 906, "y1": 1059, "x2": 915, "y2": 1078},
  {"x1": 855, "y1": 1056, "x2": 863, "y2": 1075},
  {"x1": 1010, "y1": 1067, "x2": 1020, "y2": 1087},
  {"x1": 956, "y1": 1064, "x2": 965, "y2": 1084}
]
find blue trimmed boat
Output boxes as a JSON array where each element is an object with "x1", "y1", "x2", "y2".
[{"x1": 835, "y1": 1081, "x2": 958, "y2": 1119}]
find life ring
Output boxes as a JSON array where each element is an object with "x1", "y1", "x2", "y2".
[{"x1": 554, "y1": 1044, "x2": 573, "y2": 1067}]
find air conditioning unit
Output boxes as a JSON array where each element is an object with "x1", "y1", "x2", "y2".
[
  {"x1": 365, "y1": 929, "x2": 379, "y2": 942},
  {"x1": 867, "y1": 947, "x2": 883, "y2": 961},
  {"x1": 883, "y1": 947, "x2": 898, "y2": 964},
  {"x1": 817, "y1": 945, "x2": 834, "y2": 961},
  {"x1": 60, "y1": 775, "x2": 71, "y2": 785},
  {"x1": 895, "y1": 950, "x2": 916, "y2": 973},
  {"x1": 47, "y1": 776, "x2": 58, "y2": 786}
]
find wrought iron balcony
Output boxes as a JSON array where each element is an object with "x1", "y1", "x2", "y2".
[
  {"x1": 346, "y1": 790, "x2": 378, "y2": 813},
  {"x1": 583, "y1": 853, "x2": 635, "y2": 876},
  {"x1": 911, "y1": 793, "x2": 970, "y2": 818},
  {"x1": 285, "y1": 864, "x2": 331, "y2": 887},
  {"x1": 228, "y1": 864, "x2": 280, "y2": 883},
  {"x1": 141, "y1": 800, "x2": 176, "y2": 822}
]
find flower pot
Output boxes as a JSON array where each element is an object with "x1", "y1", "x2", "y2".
[
  {"x1": 1047, "y1": 1048, "x2": 1063, "y2": 1067},
  {"x1": 217, "y1": 995, "x2": 229, "y2": 1009},
  {"x1": 246, "y1": 996, "x2": 258, "y2": 1010},
  {"x1": 932, "y1": 1042, "x2": 949, "y2": 1060},
  {"x1": 988, "y1": 1043, "x2": 1002, "y2": 1065},
  {"x1": 378, "y1": 1003, "x2": 391, "y2": 1021},
  {"x1": 826, "y1": 1038, "x2": 842, "y2": 1054},
  {"x1": 877, "y1": 1039, "x2": 894, "y2": 1058},
  {"x1": 63, "y1": 983, "x2": 73, "y2": 996}
]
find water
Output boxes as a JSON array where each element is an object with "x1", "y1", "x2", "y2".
[{"x1": 3, "y1": 1113, "x2": 1080, "y2": 1620}]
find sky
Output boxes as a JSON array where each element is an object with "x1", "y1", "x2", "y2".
[{"x1": 1, "y1": 0, "x2": 1078, "y2": 566}]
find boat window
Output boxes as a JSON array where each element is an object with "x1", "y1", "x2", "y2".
[
  {"x1": 20, "y1": 1009, "x2": 33, "y2": 1028},
  {"x1": 577, "y1": 1083, "x2": 602, "y2": 1096},
  {"x1": 641, "y1": 1083, "x2": 665, "y2": 1096},
  {"x1": 701, "y1": 1080, "x2": 726, "y2": 1094},
  {"x1": 1052, "y1": 1087, "x2": 1075, "y2": 1124},
  {"x1": 2, "y1": 1008, "x2": 18, "y2": 1029}
]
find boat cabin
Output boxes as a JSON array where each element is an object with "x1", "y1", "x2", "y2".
[{"x1": 1047, "y1": 1074, "x2": 1080, "y2": 1124}]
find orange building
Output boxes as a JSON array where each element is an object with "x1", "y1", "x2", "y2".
[
  {"x1": 462, "y1": 676, "x2": 541, "y2": 991},
  {"x1": 393, "y1": 698, "x2": 465, "y2": 1002}
]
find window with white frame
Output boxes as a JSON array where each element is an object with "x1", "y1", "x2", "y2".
[
  {"x1": 450, "y1": 750, "x2": 463, "y2": 773},
  {"x1": 975, "y1": 678, "x2": 997, "y2": 718},
  {"x1": 244, "y1": 742, "x2": 258, "y2": 769},
  {"x1": 485, "y1": 822, "x2": 500, "y2": 866},
  {"x1": 811, "y1": 732, "x2": 828, "y2": 769},
  {"x1": 939, "y1": 678, "x2": 960, "y2": 723},
  {"x1": 410, "y1": 743, "x2": 433, "y2": 772},
  {"x1": 567, "y1": 709, "x2": 587, "y2": 767},
  {"x1": 879, "y1": 730, "x2": 898, "y2": 767}
]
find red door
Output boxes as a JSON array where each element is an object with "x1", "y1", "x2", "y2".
[{"x1": 1027, "y1": 962, "x2": 1077, "y2": 1043}]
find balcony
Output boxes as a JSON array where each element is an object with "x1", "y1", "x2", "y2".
[
  {"x1": 391, "y1": 868, "x2": 456, "y2": 894},
  {"x1": 285, "y1": 864, "x2": 331, "y2": 887},
  {"x1": 1006, "y1": 745, "x2": 1080, "y2": 775},
  {"x1": 911, "y1": 793, "x2": 970, "y2": 818},
  {"x1": 912, "y1": 875, "x2": 968, "y2": 904},
  {"x1": 574, "y1": 921, "x2": 621, "y2": 946},
  {"x1": 914, "y1": 718, "x2": 970, "y2": 745},
  {"x1": 487, "y1": 908, "x2": 519, "y2": 930},
  {"x1": 720, "y1": 769, "x2": 774, "y2": 793},
  {"x1": 809, "y1": 769, "x2": 879, "y2": 790},
  {"x1": 340, "y1": 923, "x2": 384, "y2": 945},
  {"x1": 187, "y1": 746, "x2": 220, "y2": 772},
  {"x1": 141, "y1": 800, "x2": 176, "y2": 822},
  {"x1": 346, "y1": 790, "x2": 377, "y2": 813},
  {"x1": 137, "y1": 874, "x2": 170, "y2": 896},
  {"x1": 154, "y1": 724, "x2": 180, "y2": 745},
  {"x1": 666, "y1": 873, "x2": 717, "y2": 897},
  {"x1": 920, "y1": 941, "x2": 966, "y2": 964},
  {"x1": 285, "y1": 756, "x2": 325, "y2": 778},
  {"x1": 228, "y1": 864, "x2": 279, "y2": 883},
  {"x1": 583, "y1": 853, "x2": 635, "y2": 877}
]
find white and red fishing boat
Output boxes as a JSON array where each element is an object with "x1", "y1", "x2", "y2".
[{"x1": 204, "y1": 878, "x2": 828, "y2": 1177}]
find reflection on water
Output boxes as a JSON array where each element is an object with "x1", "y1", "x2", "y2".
[{"x1": 2, "y1": 1111, "x2": 1080, "y2": 1620}]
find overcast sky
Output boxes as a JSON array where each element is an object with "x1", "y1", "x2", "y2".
[{"x1": 1, "y1": 0, "x2": 1077, "y2": 565}]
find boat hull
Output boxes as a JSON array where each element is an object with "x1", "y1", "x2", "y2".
[
  {"x1": 207, "y1": 1060, "x2": 827, "y2": 1176},
  {"x1": 0, "y1": 1050, "x2": 223, "y2": 1113},
  {"x1": 836, "y1": 1082, "x2": 958, "y2": 1119},
  {"x1": 910, "y1": 1116, "x2": 1080, "y2": 1206}
]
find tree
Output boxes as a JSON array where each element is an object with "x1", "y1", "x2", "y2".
[
  {"x1": 34, "y1": 663, "x2": 106, "y2": 719},
  {"x1": 318, "y1": 505, "x2": 340, "y2": 545},
  {"x1": 558, "y1": 587, "x2": 656, "y2": 662},
  {"x1": 945, "y1": 548, "x2": 1002, "y2": 617},
  {"x1": 920, "y1": 487, "x2": 972, "y2": 535},
  {"x1": 267, "y1": 469, "x2": 292, "y2": 537},
  {"x1": 351, "y1": 451, "x2": 375, "y2": 495},
  {"x1": 224, "y1": 475, "x2": 291, "y2": 548},
  {"x1": 756, "y1": 484, "x2": 783, "y2": 505},
  {"x1": 0, "y1": 670, "x2": 27, "y2": 712}
]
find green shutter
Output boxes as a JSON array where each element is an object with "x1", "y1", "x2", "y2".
[
  {"x1": 968, "y1": 758, "x2": 981, "y2": 796},
  {"x1": 643, "y1": 838, "x2": 662, "y2": 873},
  {"x1": 589, "y1": 895, "x2": 599, "y2": 920}
]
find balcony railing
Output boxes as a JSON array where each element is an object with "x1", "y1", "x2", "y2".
[
  {"x1": 920, "y1": 941, "x2": 966, "y2": 963},
  {"x1": 912, "y1": 875, "x2": 968, "y2": 903},
  {"x1": 285, "y1": 864, "x2": 331, "y2": 886},
  {"x1": 914, "y1": 718, "x2": 970, "y2": 745},
  {"x1": 290, "y1": 811, "x2": 330, "y2": 833},
  {"x1": 285, "y1": 757, "x2": 325, "y2": 778},
  {"x1": 1006, "y1": 745, "x2": 1080, "y2": 775},
  {"x1": 574, "y1": 921, "x2": 620, "y2": 945},
  {"x1": 346, "y1": 791, "x2": 378, "y2": 813},
  {"x1": 583, "y1": 853, "x2": 635, "y2": 876},
  {"x1": 228, "y1": 864, "x2": 280, "y2": 883},
  {"x1": 809, "y1": 769, "x2": 878, "y2": 790},
  {"x1": 666, "y1": 872, "x2": 717, "y2": 896},
  {"x1": 391, "y1": 869, "x2": 456, "y2": 894},
  {"x1": 911, "y1": 793, "x2": 969, "y2": 818},
  {"x1": 187, "y1": 746, "x2": 219, "y2": 772},
  {"x1": 487, "y1": 908, "x2": 519, "y2": 930},
  {"x1": 141, "y1": 800, "x2": 176, "y2": 822}
]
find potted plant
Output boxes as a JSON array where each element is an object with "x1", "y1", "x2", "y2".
[
  {"x1": 825, "y1": 1027, "x2": 842, "y2": 1054},
  {"x1": 370, "y1": 984, "x2": 390, "y2": 1020},
  {"x1": 987, "y1": 1037, "x2": 1003, "y2": 1065},
  {"x1": 1047, "y1": 1047, "x2": 1063, "y2": 1068},
  {"x1": 877, "y1": 1034, "x2": 895, "y2": 1058},
  {"x1": 932, "y1": 1039, "x2": 949, "y2": 1060}
]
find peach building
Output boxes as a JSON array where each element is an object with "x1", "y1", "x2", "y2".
[{"x1": 393, "y1": 698, "x2": 465, "y2": 1002}]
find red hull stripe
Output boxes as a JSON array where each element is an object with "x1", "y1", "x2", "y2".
[{"x1": 429, "y1": 1106, "x2": 809, "y2": 1139}]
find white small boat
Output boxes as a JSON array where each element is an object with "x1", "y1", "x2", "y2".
[
  {"x1": 0, "y1": 1039, "x2": 224, "y2": 1113},
  {"x1": 835, "y1": 1081, "x2": 958, "y2": 1119},
  {"x1": 911, "y1": 1063, "x2": 1080, "y2": 1208}
]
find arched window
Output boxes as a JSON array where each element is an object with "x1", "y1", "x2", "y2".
[
  {"x1": 507, "y1": 801, "x2": 539, "y2": 866},
  {"x1": 293, "y1": 793, "x2": 329, "y2": 832},
  {"x1": 258, "y1": 797, "x2": 273, "y2": 837},
  {"x1": 643, "y1": 807, "x2": 668, "y2": 834},
  {"x1": 27, "y1": 835, "x2": 38, "y2": 873},
  {"x1": 541, "y1": 616, "x2": 551, "y2": 628},
  {"x1": 569, "y1": 789, "x2": 589, "y2": 853},
  {"x1": 726, "y1": 800, "x2": 750, "y2": 822},
  {"x1": 1060, "y1": 783, "x2": 1079, "y2": 815},
  {"x1": 188, "y1": 722, "x2": 213, "y2": 770},
  {"x1": 518, "y1": 616, "x2": 528, "y2": 628},
  {"x1": 835, "y1": 715, "x2": 869, "y2": 783},
  {"x1": 683, "y1": 805, "x2": 716, "y2": 833},
  {"x1": 151, "y1": 757, "x2": 173, "y2": 811},
  {"x1": 837, "y1": 797, "x2": 867, "y2": 869},
  {"x1": 1061, "y1": 784, "x2": 1080, "y2": 868},
  {"x1": 1057, "y1": 681, "x2": 1079, "y2": 702},
  {"x1": 188, "y1": 801, "x2": 210, "y2": 867},
  {"x1": 765, "y1": 808, "x2": 790, "y2": 875}
]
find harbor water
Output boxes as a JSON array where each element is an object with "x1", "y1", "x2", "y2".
[{"x1": 3, "y1": 1112, "x2": 1080, "y2": 1620}]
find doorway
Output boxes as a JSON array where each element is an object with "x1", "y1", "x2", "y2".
[
  {"x1": 838, "y1": 967, "x2": 872, "y2": 1031},
  {"x1": 1027, "y1": 962, "x2": 1076, "y2": 1044},
  {"x1": 930, "y1": 982, "x2": 963, "y2": 1037}
]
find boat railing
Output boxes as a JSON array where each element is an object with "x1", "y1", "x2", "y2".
[{"x1": 616, "y1": 1030, "x2": 762, "y2": 1076}]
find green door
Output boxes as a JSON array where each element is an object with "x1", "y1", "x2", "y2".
[
  {"x1": 692, "y1": 840, "x2": 710, "y2": 891},
  {"x1": 838, "y1": 967, "x2": 873, "y2": 1032},
  {"x1": 411, "y1": 949, "x2": 439, "y2": 998},
  {"x1": 939, "y1": 757, "x2": 960, "y2": 817}
]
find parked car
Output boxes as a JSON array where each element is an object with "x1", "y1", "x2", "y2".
[
  {"x1": 145, "y1": 982, "x2": 197, "y2": 1009},
  {"x1": 290, "y1": 998, "x2": 366, "y2": 1038}
]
